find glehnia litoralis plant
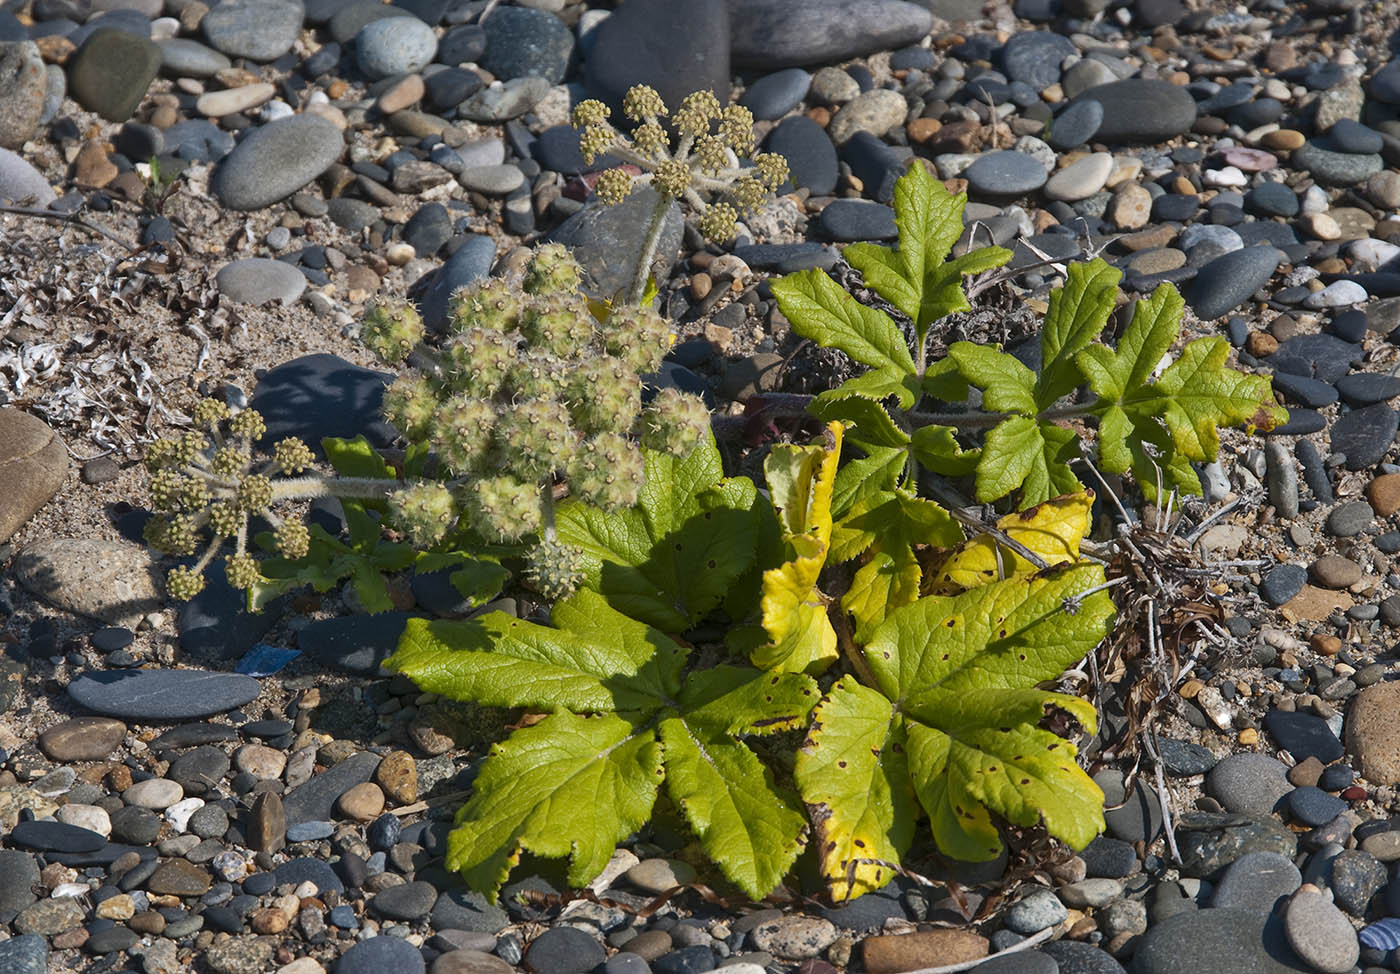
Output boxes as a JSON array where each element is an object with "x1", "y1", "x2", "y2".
[
  {"x1": 572, "y1": 85, "x2": 789, "y2": 303},
  {"x1": 145, "y1": 244, "x2": 712, "y2": 603}
]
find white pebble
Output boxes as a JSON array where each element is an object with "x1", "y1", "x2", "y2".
[
  {"x1": 51, "y1": 883, "x2": 89, "y2": 899},
  {"x1": 1348, "y1": 238, "x2": 1400, "y2": 266},
  {"x1": 1300, "y1": 185, "x2": 1330, "y2": 214},
  {"x1": 1204, "y1": 165, "x2": 1247, "y2": 187},
  {"x1": 165, "y1": 797, "x2": 205, "y2": 833},
  {"x1": 1304, "y1": 280, "x2": 1369, "y2": 309}
]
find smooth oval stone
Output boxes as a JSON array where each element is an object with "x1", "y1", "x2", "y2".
[
  {"x1": 963, "y1": 149, "x2": 1048, "y2": 196},
  {"x1": 1245, "y1": 181, "x2": 1298, "y2": 218},
  {"x1": 1293, "y1": 140, "x2": 1384, "y2": 186},
  {"x1": 765, "y1": 114, "x2": 838, "y2": 196},
  {"x1": 356, "y1": 16, "x2": 437, "y2": 80},
  {"x1": 215, "y1": 257, "x2": 307, "y2": 305},
  {"x1": 1068, "y1": 79, "x2": 1197, "y2": 144},
  {"x1": 1046, "y1": 98, "x2": 1103, "y2": 150},
  {"x1": 156, "y1": 37, "x2": 230, "y2": 77},
  {"x1": 1044, "y1": 152, "x2": 1113, "y2": 201},
  {"x1": 478, "y1": 6, "x2": 572, "y2": 84},
  {"x1": 212, "y1": 114, "x2": 343, "y2": 210},
  {"x1": 335, "y1": 934, "x2": 426, "y2": 974},
  {"x1": 38, "y1": 717, "x2": 127, "y2": 762},
  {"x1": 1135, "y1": 907, "x2": 1302, "y2": 974},
  {"x1": 741, "y1": 68, "x2": 812, "y2": 120},
  {"x1": 0, "y1": 146, "x2": 55, "y2": 206},
  {"x1": 1209, "y1": 852, "x2": 1301, "y2": 914},
  {"x1": 816, "y1": 199, "x2": 896, "y2": 241},
  {"x1": 1285, "y1": 888, "x2": 1359, "y2": 972},
  {"x1": 68, "y1": 670, "x2": 261, "y2": 721},
  {"x1": 67, "y1": 28, "x2": 161, "y2": 122},
  {"x1": 1000, "y1": 30, "x2": 1076, "y2": 90},
  {"x1": 9, "y1": 820, "x2": 106, "y2": 854},
  {"x1": 1188, "y1": 246, "x2": 1282, "y2": 320},
  {"x1": 201, "y1": 0, "x2": 303, "y2": 62},
  {"x1": 728, "y1": 0, "x2": 932, "y2": 70}
]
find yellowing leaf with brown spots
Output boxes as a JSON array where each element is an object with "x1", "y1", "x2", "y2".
[
  {"x1": 754, "y1": 424, "x2": 843, "y2": 675},
  {"x1": 926, "y1": 490, "x2": 1093, "y2": 595},
  {"x1": 796, "y1": 563, "x2": 1112, "y2": 898}
]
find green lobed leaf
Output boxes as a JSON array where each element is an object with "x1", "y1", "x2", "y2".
[
  {"x1": 446, "y1": 711, "x2": 663, "y2": 900},
  {"x1": 849, "y1": 564, "x2": 1113, "y2": 867},
  {"x1": 1075, "y1": 282, "x2": 1184, "y2": 402},
  {"x1": 918, "y1": 245, "x2": 1013, "y2": 328},
  {"x1": 794, "y1": 676, "x2": 916, "y2": 902},
  {"x1": 384, "y1": 589, "x2": 685, "y2": 713},
  {"x1": 922, "y1": 357, "x2": 969, "y2": 403},
  {"x1": 809, "y1": 392, "x2": 909, "y2": 449},
  {"x1": 556, "y1": 429, "x2": 759, "y2": 632},
  {"x1": 948, "y1": 342, "x2": 1038, "y2": 415},
  {"x1": 909, "y1": 424, "x2": 980, "y2": 477},
  {"x1": 1036, "y1": 259, "x2": 1122, "y2": 408},
  {"x1": 974, "y1": 417, "x2": 1081, "y2": 507},
  {"x1": 771, "y1": 269, "x2": 917, "y2": 408},
  {"x1": 830, "y1": 446, "x2": 907, "y2": 519}
]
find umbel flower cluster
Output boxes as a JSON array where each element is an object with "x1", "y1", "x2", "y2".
[
  {"x1": 365, "y1": 244, "x2": 711, "y2": 595},
  {"x1": 572, "y1": 85, "x2": 789, "y2": 245},
  {"x1": 144, "y1": 245, "x2": 711, "y2": 603},
  {"x1": 143, "y1": 402, "x2": 323, "y2": 600}
]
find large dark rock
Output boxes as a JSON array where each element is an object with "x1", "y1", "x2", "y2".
[{"x1": 584, "y1": 0, "x2": 729, "y2": 115}]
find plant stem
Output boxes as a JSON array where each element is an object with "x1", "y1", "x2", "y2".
[
  {"x1": 629, "y1": 191, "x2": 674, "y2": 305},
  {"x1": 539, "y1": 482, "x2": 557, "y2": 543},
  {"x1": 268, "y1": 475, "x2": 400, "y2": 502},
  {"x1": 908, "y1": 399, "x2": 1100, "y2": 431}
]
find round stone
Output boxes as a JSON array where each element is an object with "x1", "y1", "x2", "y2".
[
  {"x1": 1000, "y1": 31, "x2": 1076, "y2": 90},
  {"x1": 1187, "y1": 246, "x2": 1281, "y2": 320},
  {"x1": 335, "y1": 935, "x2": 426, "y2": 974},
  {"x1": 1044, "y1": 152, "x2": 1113, "y2": 202},
  {"x1": 212, "y1": 114, "x2": 343, "y2": 211},
  {"x1": 1285, "y1": 886, "x2": 1359, "y2": 973},
  {"x1": 523, "y1": 927, "x2": 605, "y2": 973},
  {"x1": 38, "y1": 717, "x2": 126, "y2": 762},
  {"x1": 356, "y1": 17, "x2": 437, "y2": 80},
  {"x1": 825, "y1": 88, "x2": 910, "y2": 144},
  {"x1": 1293, "y1": 140, "x2": 1383, "y2": 186},
  {"x1": 963, "y1": 150, "x2": 1049, "y2": 197},
  {"x1": 740, "y1": 68, "x2": 811, "y2": 120},
  {"x1": 201, "y1": 0, "x2": 303, "y2": 62},
  {"x1": 124, "y1": 777, "x2": 184, "y2": 809},
  {"x1": 1205, "y1": 753, "x2": 1292, "y2": 815},
  {"x1": 1046, "y1": 98, "x2": 1103, "y2": 150},
  {"x1": 1311, "y1": 554, "x2": 1362, "y2": 589},
  {"x1": 370, "y1": 880, "x2": 438, "y2": 921},
  {"x1": 1067, "y1": 79, "x2": 1197, "y2": 144},
  {"x1": 479, "y1": 6, "x2": 573, "y2": 83},
  {"x1": 1002, "y1": 888, "x2": 1067, "y2": 933},
  {"x1": 216, "y1": 258, "x2": 307, "y2": 306}
]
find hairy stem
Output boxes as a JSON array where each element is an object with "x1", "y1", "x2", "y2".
[
  {"x1": 630, "y1": 192, "x2": 674, "y2": 305},
  {"x1": 540, "y1": 482, "x2": 557, "y2": 544},
  {"x1": 267, "y1": 475, "x2": 400, "y2": 502}
]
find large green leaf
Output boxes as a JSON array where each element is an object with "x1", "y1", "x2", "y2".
[
  {"x1": 556, "y1": 429, "x2": 759, "y2": 631},
  {"x1": 974, "y1": 416, "x2": 1081, "y2": 508},
  {"x1": 948, "y1": 342, "x2": 1038, "y2": 415},
  {"x1": 797, "y1": 565, "x2": 1113, "y2": 897},
  {"x1": 794, "y1": 676, "x2": 916, "y2": 902},
  {"x1": 1037, "y1": 259, "x2": 1122, "y2": 408},
  {"x1": 771, "y1": 269, "x2": 917, "y2": 408},
  {"x1": 446, "y1": 712, "x2": 663, "y2": 897},
  {"x1": 385, "y1": 589, "x2": 685, "y2": 713}
]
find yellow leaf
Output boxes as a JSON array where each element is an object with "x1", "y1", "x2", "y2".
[
  {"x1": 926, "y1": 490, "x2": 1093, "y2": 595},
  {"x1": 754, "y1": 424, "x2": 843, "y2": 675}
]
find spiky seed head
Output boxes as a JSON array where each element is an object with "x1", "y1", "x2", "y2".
[
  {"x1": 729, "y1": 173, "x2": 768, "y2": 214},
  {"x1": 505, "y1": 350, "x2": 570, "y2": 402},
  {"x1": 176, "y1": 431, "x2": 208, "y2": 466},
  {"x1": 225, "y1": 553, "x2": 259, "y2": 591},
  {"x1": 568, "y1": 433, "x2": 645, "y2": 510},
  {"x1": 228, "y1": 408, "x2": 266, "y2": 442},
  {"x1": 207, "y1": 501, "x2": 243, "y2": 538},
  {"x1": 632, "y1": 122, "x2": 668, "y2": 157},
  {"x1": 465, "y1": 475, "x2": 541, "y2": 542},
  {"x1": 572, "y1": 99, "x2": 611, "y2": 128},
  {"x1": 623, "y1": 84, "x2": 667, "y2": 121},
  {"x1": 273, "y1": 437, "x2": 315, "y2": 475},
  {"x1": 605, "y1": 305, "x2": 674, "y2": 376},
  {"x1": 192, "y1": 399, "x2": 228, "y2": 431},
  {"x1": 674, "y1": 90, "x2": 721, "y2": 138},
  {"x1": 524, "y1": 538, "x2": 587, "y2": 600},
  {"x1": 149, "y1": 469, "x2": 186, "y2": 512},
  {"x1": 276, "y1": 520, "x2": 310, "y2": 560},
  {"x1": 593, "y1": 168, "x2": 634, "y2": 205},
  {"x1": 651, "y1": 159, "x2": 692, "y2": 199},
  {"x1": 567, "y1": 357, "x2": 641, "y2": 435},
  {"x1": 449, "y1": 277, "x2": 522, "y2": 334},
  {"x1": 523, "y1": 243, "x2": 584, "y2": 297},
  {"x1": 435, "y1": 395, "x2": 497, "y2": 476},
  {"x1": 753, "y1": 151, "x2": 789, "y2": 190},
  {"x1": 212, "y1": 445, "x2": 250, "y2": 478},
  {"x1": 443, "y1": 328, "x2": 516, "y2": 399},
  {"x1": 237, "y1": 474, "x2": 274, "y2": 513},
  {"x1": 361, "y1": 302, "x2": 425, "y2": 363},
  {"x1": 698, "y1": 202, "x2": 739, "y2": 243},
  {"x1": 142, "y1": 514, "x2": 171, "y2": 551},
  {"x1": 719, "y1": 105, "x2": 756, "y2": 153},
  {"x1": 520, "y1": 293, "x2": 595, "y2": 358},
  {"x1": 382, "y1": 372, "x2": 439, "y2": 440},
  {"x1": 495, "y1": 399, "x2": 575, "y2": 481},
  {"x1": 144, "y1": 437, "x2": 180, "y2": 472},
  {"x1": 166, "y1": 565, "x2": 206, "y2": 601},
  {"x1": 179, "y1": 477, "x2": 210, "y2": 512},
  {"x1": 694, "y1": 136, "x2": 729, "y2": 174},
  {"x1": 161, "y1": 513, "x2": 199, "y2": 557},
  {"x1": 578, "y1": 125, "x2": 615, "y2": 166},
  {"x1": 641, "y1": 388, "x2": 711, "y2": 455},
  {"x1": 389, "y1": 481, "x2": 459, "y2": 546}
]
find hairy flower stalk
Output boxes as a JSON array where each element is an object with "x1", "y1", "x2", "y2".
[
  {"x1": 143, "y1": 245, "x2": 713, "y2": 604},
  {"x1": 572, "y1": 86, "x2": 789, "y2": 303}
]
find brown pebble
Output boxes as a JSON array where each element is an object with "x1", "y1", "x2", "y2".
[
  {"x1": 50, "y1": 928, "x2": 89, "y2": 950},
  {"x1": 690, "y1": 272, "x2": 712, "y2": 300},
  {"x1": 1310, "y1": 632, "x2": 1342, "y2": 656},
  {"x1": 38, "y1": 717, "x2": 126, "y2": 762},
  {"x1": 374, "y1": 750, "x2": 418, "y2": 806},
  {"x1": 1368, "y1": 473, "x2": 1400, "y2": 516},
  {"x1": 250, "y1": 907, "x2": 289, "y2": 934},
  {"x1": 863, "y1": 930, "x2": 988, "y2": 973},
  {"x1": 1310, "y1": 555, "x2": 1362, "y2": 590},
  {"x1": 249, "y1": 791, "x2": 286, "y2": 854},
  {"x1": 806, "y1": 106, "x2": 830, "y2": 127},
  {"x1": 337, "y1": 782, "x2": 385, "y2": 822},
  {"x1": 906, "y1": 117, "x2": 942, "y2": 144},
  {"x1": 73, "y1": 140, "x2": 117, "y2": 187},
  {"x1": 1287, "y1": 755, "x2": 1325, "y2": 787},
  {"x1": 1246, "y1": 332, "x2": 1278, "y2": 357},
  {"x1": 1178, "y1": 679, "x2": 1204, "y2": 699},
  {"x1": 1261, "y1": 129, "x2": 1304, "y2": 151},
  {"x1": 377, "y1": 75, "x2": 425, "y2": 115},
  {"x1": 35, "y1": 34, "x2": 74, "y2": 63},
  {"x1": 128, "y1": 911, "x2": 165, "y2": 935}
]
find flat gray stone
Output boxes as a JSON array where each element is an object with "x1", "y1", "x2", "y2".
[
  {"x1": 201, "y1": 0, "x2": 303, "y2": 62},
  {"x1": 283, "y1": 751, "x2": 381, "y2": 826},
  {"x1": 964, "y1": 150, "x2": 1049, "y2": 197},
  {"x1": 1284, "y1": 887, "x2": 1358, "y2": 973},
  {"x1": 1205, "y1": 753, "x2": 1293, "y2": 815},
  {"x1": 1067, "y1": 79, "x2": 1197, "y2": 144},
  {"x1": 728, "y1": 0, "x2": 933, "y2": 70},
  {"x1": 548, "y1": 186, "x2": 683, "y2": 299},
  {"x1": 1134, "y1": 908, "x2": 1306, "y2": 974},
  {"x1": 156, "y1": 38, "x2": 232, "y2": 78},
  {"x1": 68, "y1": 669, "x2": 261, "y2": 721},
  {"x1": 0, "y1": 146, "x2": 54, "y2": 206},
  {"x1": 1210, "y1": 851, "x2": 1301, "y2": 914},
  {"x1": 215, "y1": 257, "x2": 307, "y2": 306},
  {"x1": 1188, "y1": 246, "x2": 1282, "y2": 320},
  {"x1": 212, "y1": 114, "x2": 344, "y2": 211}
]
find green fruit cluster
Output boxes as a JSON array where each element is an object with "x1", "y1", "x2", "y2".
[{"x1": 366, "y1": 245, "x2": 710, "y2": 545}]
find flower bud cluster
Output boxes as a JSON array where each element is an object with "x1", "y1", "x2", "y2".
[
  {"x1": 143, "y1": 401, "x2": 321, "y2": 600},
  {"x1": 372, "y1": 245, "x2": 712, "y2": 550},
  {"x1": 570, "y1": 85, "x2": 790, "y2": 243}
]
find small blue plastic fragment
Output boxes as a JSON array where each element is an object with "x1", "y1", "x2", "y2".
[{"x1": 235, "y1": 644, "x2": 301, "y2": 677}]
